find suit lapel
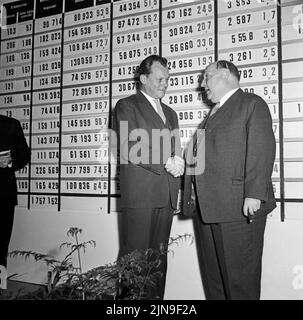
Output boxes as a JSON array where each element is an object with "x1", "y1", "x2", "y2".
[
  {"x1": 204, "y1": 88, "x2": 242, "y2": 135},
  {"x1": 162, "y1": 102, "x2": 175, "y2": 130},
  {"x1": 135, "y1": 91, "x2": 178, "y2": 157},
  {"x1": 136, "y1": 91, "x2": 167, "y2": 129},
  {"x1": 200, "y1": 109, "x2": 211, "y2": 130},
  {"x1": 193, "y1": 89, "x2": 242, "y2": 151}
]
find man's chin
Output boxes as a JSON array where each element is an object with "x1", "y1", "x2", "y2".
[{"x1": 208, "y1": 95, "x2": 216, "y2": 103}]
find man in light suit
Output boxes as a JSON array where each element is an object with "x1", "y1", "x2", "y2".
[
  {"x1": 0, "y1": 115, "x2": 30, "y2": 268},
  {"x1": 183, "y1": 60, "x2": 276, "y2": 300},
  {"x1": 113, "y1": 55, "x2": 184, "y2": 299}
]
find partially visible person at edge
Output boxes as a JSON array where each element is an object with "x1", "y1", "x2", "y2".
[
  {"x1": 112, "y1": 55, "x2": 184, "y2": 299},
  {"x1": 0, "y1": 115, "x2": 30, "y2": 271},
  {"x1": 182, "y1": 60, "x2": 276, "y2": 300}
]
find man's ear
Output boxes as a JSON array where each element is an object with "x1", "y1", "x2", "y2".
[
  {"x1": 222, "y1": 68, "x2": 230, "y2": 80},
  {"x1": 140, "y1": 74, "x2": 146, "y2": 85}
]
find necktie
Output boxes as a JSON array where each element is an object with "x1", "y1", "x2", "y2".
[{"x1": 154, "y1": 99, "x2": 166, "y2": 123}]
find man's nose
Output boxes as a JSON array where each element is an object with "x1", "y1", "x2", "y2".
[
  {"x1": 201, "y1": 79, "x2": 206, "y2": 88},
  {"x1": 162, "y1": 79, "x2": 168, "y2": 86}
]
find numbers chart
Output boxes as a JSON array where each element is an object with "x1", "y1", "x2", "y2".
[{"x1": 0, "y1": 0, "x2": 302, "y2": 217}]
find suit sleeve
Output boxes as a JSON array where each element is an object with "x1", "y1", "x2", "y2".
[
  {"x1": 244, "y1": 96, "x2": 276, "y2": 201},
  {"x1": 11, "y1": 119, "x2": 30, "y2": 171},
  {"x1": 170, "y1": 111, "x2": 182, "y2": 158},
  {"x1": 112, "y1": 99, "x2": 162, "y2": 175}
]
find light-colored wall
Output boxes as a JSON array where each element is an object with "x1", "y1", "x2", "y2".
[
  {"x1": 261, "y1": 215, "x2": 303, "y2": 300},
  {"x1": 8, "y1": 206, "x2": 303, "y2": 300}
]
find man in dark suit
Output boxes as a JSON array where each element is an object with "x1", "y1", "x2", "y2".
[
  {"x1": 0, "y1": 115, "x2": 30, "y2": 268},
  {"x1": 183, "y1": 60, "x2": 276, "y2": 300},
  {"x1": 113, "y1": 55, "x2": 184, "y2": 299}
]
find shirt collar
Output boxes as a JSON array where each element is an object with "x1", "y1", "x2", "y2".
[
  {"x1": 140, "y1": 90, "x2": 158, "y2": 112},
  {"x1": 219, "y1": 88, "x2": 239, "y2": 108}
]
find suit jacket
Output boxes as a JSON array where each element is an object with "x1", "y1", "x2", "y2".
[
  {"x1": 182, "y1": 89, "x2": 276, "y2": 223},
  {"x1": 0, "y1": 115, "x2": 30, "y2": 205},
  {"x1": 113, "y1": 91, "x2": 181, "y2": 209}
]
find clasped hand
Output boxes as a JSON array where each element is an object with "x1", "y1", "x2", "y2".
[
  {"x1": 0, "y1": 154, "x2": 12, "y2": 168},
  {"x1": 165, "y1": 155, "x2": 185, "y2": 178}
]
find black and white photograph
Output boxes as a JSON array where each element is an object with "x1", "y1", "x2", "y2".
[{"x1": 0, "y1": 0, "x2": 302, "y2": 308}]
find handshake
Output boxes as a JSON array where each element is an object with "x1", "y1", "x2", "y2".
[
  {"x1": 165, "y1": 155, "x2": 185, "y2": 178},
  {"x1": 0, "y1": 150, "x2": 12, "y2": 169}
]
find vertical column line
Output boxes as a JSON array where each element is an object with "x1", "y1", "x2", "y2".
[
  {"x1": 0, "y1": 5, "x2": 2, "y2": 68},
  {"x1": 159, "y1": 0, "x2": 162, "y2": 57},
  {"x1": 57, "y1": 9, "x2": 65, "y2": 212},
  {"x1": 27, "y1": 13, "x2": 35, "y2": 210},
  {"x1": 214, "y1": 0, "x2": 218, "y2": 61},
  {"x1": 107, "y1": 0, "x2": 114, "y2": 213},
  {"x1": 277, "y1": 2, "x2": 285, "y2": 222}
]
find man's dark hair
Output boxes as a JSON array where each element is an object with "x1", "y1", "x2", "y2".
[
  {"x1": 135, "y1": 55, "x2": 168, "y2": 82},
  {"x1": 216, "y1": 60, "x2": 241, "y2": 81}
]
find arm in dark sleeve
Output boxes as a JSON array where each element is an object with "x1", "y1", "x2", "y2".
[
  {"x1": 11, "y1": 119, "x2": 30, "y2": 171},
  {"x1": 244, "y1": 96, "x2": 276, "y2": 201},
  {"x1": 170, "y1": 111, "x2": 182, "y2": 158}
]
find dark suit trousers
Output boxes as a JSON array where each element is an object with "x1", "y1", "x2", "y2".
[
  {"x1": 194, "y1": 215, "x2": 267, "y2": 300},
  {"x1": 118, "y1": 203, "x2": 174, "y2": 300},
  {"x1": 0, "y1": 201, "x2": 15, "y2": 267}
]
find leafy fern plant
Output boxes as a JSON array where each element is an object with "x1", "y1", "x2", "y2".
[
  {"x1": 8, "y1": 227, "x2": 95, "y2": 300},
  {"x1": 7, "y1": 228, "x2": 193, "y2": 300}
]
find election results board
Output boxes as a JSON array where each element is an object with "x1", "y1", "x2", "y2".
[
  {"x1": 0, "y1": 0, "x2": 302, "y2": 219},
  {"x1": 0, "y1": 0, "x2": 112, "y2": 212}
]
